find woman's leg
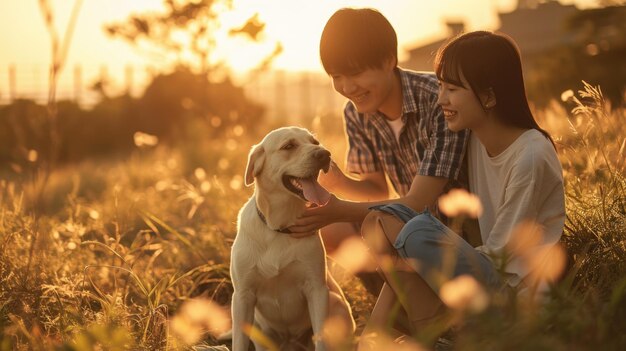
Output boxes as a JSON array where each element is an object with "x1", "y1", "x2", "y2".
[
  {"x1": 393, "y1": 210, "x2": 500, "y2": 293},
  {"x1": 361, "y1": 211, "x2": 446, "y2": 334},
  {"x1": 361, "y1": 208, "x2": 498, "y2": 335},
  {"x1": 357, "y1": 283, "x2": 403, "y2": 351}
]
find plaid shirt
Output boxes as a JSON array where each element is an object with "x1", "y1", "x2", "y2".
[{"x1": 344, "y1": 68, "x2": 469, "y2": 196}]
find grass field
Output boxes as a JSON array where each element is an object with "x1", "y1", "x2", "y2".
[{"x1": 1, "y1": 83, "x2": 625, "y2": 350}]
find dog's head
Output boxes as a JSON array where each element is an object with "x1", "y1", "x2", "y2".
[{"x1": 245, "y1": 127, "x2": 331, "y2": 207}]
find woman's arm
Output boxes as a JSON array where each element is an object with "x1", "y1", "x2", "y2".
[
  {"x1": 289, "y1": 175, "x2": 448, "y2": 234},
  {"x1": 319, "y1": 161, "x2": 389, "y2": 202}
]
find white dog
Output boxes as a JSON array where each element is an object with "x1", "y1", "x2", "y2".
[{"x1": 230, "y1": 127, "x2": 355, "y2": 351}]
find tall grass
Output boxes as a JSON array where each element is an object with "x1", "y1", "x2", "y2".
[{"x1": 1, "y1": 84, "x2": 625, "y2": 350}]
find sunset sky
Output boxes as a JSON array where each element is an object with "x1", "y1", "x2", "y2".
[{"x1": 0, "y1": 0, "x2": 596, "y2": 101}]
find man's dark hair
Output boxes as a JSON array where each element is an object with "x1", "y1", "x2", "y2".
[{"x1": 320, "y1": 8, "x2": 397, "y2": 74}]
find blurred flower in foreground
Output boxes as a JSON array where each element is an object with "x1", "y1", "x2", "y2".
[
  {"x1": 506, "y1": 221, "x2": 567, "y2": 285},
  {"x1": 170, "y1": 299, "x2": 230, "y2": 345},
  {"x1": 506, "y1": 221, "x2": 543, "y2": 254},
  {"x1": 527, "y1": 243, "x2": 567, "y2": 284},
  {"x1": 322, "y1": 315, "x2": 352, "y2": 350},
  {"x1": 194, "y1": 167, "x2": 206, "y2": 180},
  {"x1": 359, "y1": 331, "x2": 426, "y2": 351},
  {"x1": 439, "y1": 188, "x2": 483, "y2": 218},
  {"x1": 440, "y1": 275, "x2": 489, "y2": 313},
  {"x1": 218, "y1": 158, "x2": 230, "y2": 170},
  {"x1": 230, "y1": 175, "x2": 243, "y2": 190},
  {"x1": 242, "y1": 324, "x2": 279, "y2": 351},
  {"x1": 88, "y1": 209, "x2": 100, "y2": 220},
  {"x1": 561, "y1": 89, "x2": 574, "y2": 102},
  {"x1": 331, "y1": 236, "x2": 371, "y2": 274},
  {"x1": 27, "y1": 149, "x2": 38, "y2": 162},
  {"x1": 133, "y1": 131, "x2": 158, "y2": 147}
]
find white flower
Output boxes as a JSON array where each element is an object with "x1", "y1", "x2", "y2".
[
  {"x1": 439, "y1": 189, "x2": 483, "y2": 218},
  {"x1": 440, "y1": 275, "x2": 489, "y2": 313}
]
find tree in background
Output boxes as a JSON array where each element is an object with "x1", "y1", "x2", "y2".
[
  {"x1": 103, "y1": 0, "x2": 275, "y2": 141},
  {"x1": 0, "y1": 0, "x2": 276, "y2": 175},
  {"x1": 105, "y1": 0, "x2": 281, "y2": 76},
  {"x1": 526, "y1": 5, "x2": 626, "y2": 107}
]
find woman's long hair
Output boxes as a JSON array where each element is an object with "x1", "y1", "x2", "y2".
[{"x1": 434, "y1": 31, "x2": 554, "y2": 146}]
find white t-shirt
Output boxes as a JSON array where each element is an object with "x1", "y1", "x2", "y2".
[
  {"x1": 385, "y1": 117, "x2": 405, "y2": 143},
  {"x1": 468, "y1": 129, "x2": 565, "y2": 288}
]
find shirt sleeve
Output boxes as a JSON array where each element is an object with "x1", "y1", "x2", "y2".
[
  {"x1": 343, "y1": 102, "x2": 382, "y2": 174},
  {"x1": 418, "y1": 95, "x2": 469, "y2": 179}
]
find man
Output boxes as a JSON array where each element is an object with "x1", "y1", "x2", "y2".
[{"x1": 290, "y1": 8, "x2": 469, "y2": 295}]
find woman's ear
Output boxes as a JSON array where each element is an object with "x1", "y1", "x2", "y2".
[{"x1": 482, "y1": 88, "x2": 497, "y2": 109}]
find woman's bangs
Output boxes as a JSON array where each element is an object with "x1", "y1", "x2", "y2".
[{"x1": 436, "y1": 47, "x2": 464, "y2": 87}]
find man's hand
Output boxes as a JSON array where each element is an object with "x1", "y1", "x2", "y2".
[
  {"x1": 318, "y1": 160, "x2": 343, "y2": 191},
  {"x1": 288, "y1": 194, "x2": 344, "y2": 237}
]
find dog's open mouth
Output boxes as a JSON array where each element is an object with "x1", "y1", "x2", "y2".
[{"x1": 282, "y1": 173, "x2": 331, "y2": 206}]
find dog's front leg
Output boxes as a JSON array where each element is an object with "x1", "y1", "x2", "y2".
[
  {"x1": 231, "y1": 289, "x2": 256, "y2": 351},
  {"x1": 305, "y1": 284, "x2": 330, "y2": 351}
]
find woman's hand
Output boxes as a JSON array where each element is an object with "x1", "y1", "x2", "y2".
[{"x1": 288, "y1": 194, "x2": 343, "y2": 238}]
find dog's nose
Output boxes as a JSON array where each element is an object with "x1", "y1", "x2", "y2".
[{"x1": 314, "y1": 149, "x2": 331, "y2": 162}]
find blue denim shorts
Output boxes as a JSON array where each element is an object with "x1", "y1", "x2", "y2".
[{"x1": 371, "y1": 204, "x2": 500, "y2": 293}]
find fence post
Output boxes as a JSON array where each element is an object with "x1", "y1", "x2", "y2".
[
  {"x1": 300, "y1": 71, "x2": 311, "y2": 123},
  {"x1": 274, "y1": 70, "x2": 285, "y2": 121},
  {"x1": 125, "y1": 64, "x2": 133, "y2": 95},
  {"x1": 74, "y1": 64, "x2": 82, "y2": 104},
  {"x1": 9, "y1": 64, "x2": 16, "y2": 102}
]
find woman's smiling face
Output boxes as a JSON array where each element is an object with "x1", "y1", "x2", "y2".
[{"x1": 436, "y1": 73, "x2": 490, "y2": 132}]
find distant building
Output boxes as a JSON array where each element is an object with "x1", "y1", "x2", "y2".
[{"x1": 402, "y1": 0, "x2": 579, "y2": 71}]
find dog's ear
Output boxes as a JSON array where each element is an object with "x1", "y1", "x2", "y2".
[{"x1": 244, "y1": 144, "x2": 266, "y2": 186}]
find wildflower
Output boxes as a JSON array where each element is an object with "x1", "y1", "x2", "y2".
[
  {"x1": 230, "y1": 176, "x2": 243, "y2": 190},
  {"x1": 332, "y1": 236, "x2": 371, "y2": 274},
  {"x1": 27, "y1": 149, "x2": 38, "y2": 162},
  {"x1": 440, "y1": 275, "x2": 489, "y2": 313},
  {"x1": 438, "y1": 188, "x2": 483, "y2": 218},
  {"x1": 133, "y1": 131, "x2": 158, "y2": 147},
  {"x1": 226, "y1": 138, "x2": 238, "y2": 151},
  {"x1": 560, "y1": 89, "x2": 574, "y2": 102},
  {"x1": 200, "y1": 180, "x2": 212, "y2": 193},
  {"x1": 170, "y1": 299, "x2": 231, "y2": 345},
  {"x1": 88, "y1": 209, "x2": 100, "y2": 220},
  {"x1": 167, "y1": 158, "x2": 178, "y2": 169},
  {"x1": 506, "y1": 221, "x2": 567, "y2": 285},
  {"x1": 322, "y1": 315, "x2": 351, "y2": 349},
  {"x1": 194, "y1": 167, "x2": 207, "y2": 180},
  {"x1": 359, "y1": 331, "x2": 426, "y2": 351},
  {"x1": 155, "y1": 180, "x2": 171, "y2": 191},
  {"x1": 233, "y1": 124, "x2": 244, "y2": 136},
  {"x1": 506, "y1": 221, "x2": 543, "y2": 255},
  {"x1": 526, "y1": 243, "x2": 567, "y2": 284},
  {"x1": 218, "y1": 158, "x2": 230, "y2": 170},
  {"x1": 210, "y1": 116, "x2": 222, "y2": 127}
]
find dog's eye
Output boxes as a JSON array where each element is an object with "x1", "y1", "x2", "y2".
[
  {"x1": 311, "y1": 139, "x2": 320, "y2": 145},
  {"x1": 281, "y1": 143, "x2": 296, "y2": 150}
]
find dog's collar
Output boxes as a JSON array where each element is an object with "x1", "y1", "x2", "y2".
[{"x1": 256, "y1": 205, "x2": 293, "y2": 234}]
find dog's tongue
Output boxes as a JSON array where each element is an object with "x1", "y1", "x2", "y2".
[{"x1": 300, "y1": 178, "x2": 331, "y2": 206}]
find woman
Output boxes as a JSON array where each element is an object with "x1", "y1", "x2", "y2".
[{"x1": 356, "y1": 31, "x2": 565, "y2": 348}]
